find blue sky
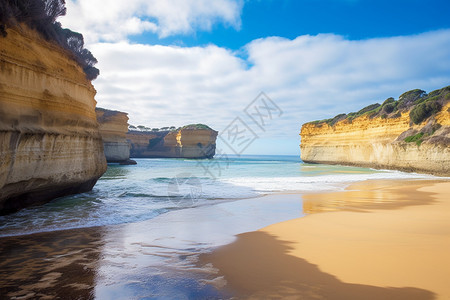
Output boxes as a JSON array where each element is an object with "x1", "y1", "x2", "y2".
[
  {"x1": 62, "y1": 0, "x2": 450, "y2": 155},
  {"x1": 131, "y1": 0, "x2": 450, "y2": 49}
]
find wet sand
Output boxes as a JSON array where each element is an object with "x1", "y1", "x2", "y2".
[
  {"x1": 0, "y1": 193, "x2": 305, "y2": 299},
  {"x1": 202, "y1": 180, "x2": 450, "y2": 299},
  {"x1": 2, "y1": 179, "x2": 449, "y2": 299},
  {"x1": 0, "y1": 228, "x2": 104, "y2": 299}
]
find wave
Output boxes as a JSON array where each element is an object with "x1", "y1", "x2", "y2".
[
  {"x1": 220, "y1": 171, "x2": 435, "y2": 193},
  {"x1": 0, "y1": 160, "x2": 438, "y2": 237}
]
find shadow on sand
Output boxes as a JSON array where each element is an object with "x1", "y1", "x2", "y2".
[{"x1": 202, "y1": 231, "x2": 435, "y2": 299}]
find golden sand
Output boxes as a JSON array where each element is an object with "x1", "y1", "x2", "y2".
[{"x1": 203, "y1": 180, "x2": 450, "y2": 299}]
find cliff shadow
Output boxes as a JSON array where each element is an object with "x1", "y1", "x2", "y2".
[{"x1": 201, "y1": 231, "x2": 435, "y2": 300}]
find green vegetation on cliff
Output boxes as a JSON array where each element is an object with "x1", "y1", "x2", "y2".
[
  {"x1": 309, "y1": 86, "x2": 450, "y2": 127},
  {"x1": 404, "y1": 132, "x2": 425, "y2": 146},
  {"x1": 0, "y1": 0, "x2": 99, "y2": 80},
  {"x1": 128, "y1": 123, "x2": 214, "y2": 133},
  {"x1": 181, "y1": 124, "x2": 213, "y2": 130}
]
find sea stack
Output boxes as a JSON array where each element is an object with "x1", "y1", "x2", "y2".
[
  {"x1": 300, "y1": 87, "x2": 450, "y2": 176},
  {"x1": 96, "y1": 108, "x2": 136, "y2": 165},
  {"x1": 0, "y1": 26, "x2": 107, "y2": 215},
  {"x1": 127, "y1": 124, "x2": 218, "y2": 159}
]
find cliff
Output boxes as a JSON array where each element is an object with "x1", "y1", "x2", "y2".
[
  {"x1": 300, "y1": 87, "x2": 450, "y2": 176},
  {"x1": 0, "y1": 25, "x2": 107, "y2": 214},
  {"x1": 127, "y1": 124, "x2": 218, "y2": 159},
  {"x1": 96, "y1": 108, "x2": 135, "y2": 164}
]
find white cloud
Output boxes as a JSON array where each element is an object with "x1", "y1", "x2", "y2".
[
  {"x1": 91, "y1": 30, "x2": 450, "y2": 155},
  {"x1": 62, "y1": 0, "x2": 243, "y2": 43}
]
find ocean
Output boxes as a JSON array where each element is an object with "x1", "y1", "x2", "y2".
[{"x1": 0, "y1": 155, "x2": 434, "y2": 237}]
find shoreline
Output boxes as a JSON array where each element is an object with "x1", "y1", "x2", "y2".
[
  {"x1": 0, "y1": 192, "x2": 306, "y2": 299},
  {"x1": 0, "y1": 177, "x2": 438, "y2": 239},
  {"x1": 1, "y1": 178, "x2": 448, "y2": 298},
  {"x1": 201, "y1": 179, "x2": 450, "y2": 299}
]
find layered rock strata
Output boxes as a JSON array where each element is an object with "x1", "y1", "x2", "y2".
[
  {"x1": 0, "y1": 26, "x2": 107, "y2": 214},
  {"x1": 95, "y1": 108, "x2": 135, "y2": 164},
  {"x1": 127, "y1": 125, "x2": 218, "y2": 159},
  {"x1": 300, "y1": 87, "x2": 450, "y2": 176}
]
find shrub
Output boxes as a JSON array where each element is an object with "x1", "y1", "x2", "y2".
[
  {"x1": 306, "y1": 85, "x2": 449, "y2": 126},
  {"x1": 181, "y1": 124, "x2": 213, "y2": 130},
  {"x1": 381, "y1": 103, "x2": 395, "y2": 114},
  {"x1": 326, "y1": 113, "x2": 347, "y2": 126},
  {"x1": 0, "y1": 0, "x2": 99, "y2": 80},
  {"x1": 382, "y1": 97, "x2": 395, "y2": 106},
  {"x1": 357, "y1": 103, "x2": 381, "y2": 115},
  {"x1": 410, "y1": 101, "x2": 442, "y2": 124},
  {"x1": 397, "y1": 89, "x2": 426, "y2": 110},
  {"x1": 404, "y1": 132, "x2": 424, "y2": 146}
]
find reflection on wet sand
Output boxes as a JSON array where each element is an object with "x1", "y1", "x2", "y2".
[
  {"x1": 92, "y1": 225, "x2": 225, "y2": 299},
  {"x1": 302, "y1": 179, "x2": 439, "y2": 214},
  {"x1": 0, "y1": 228, "x2": 105, "y2": 299},
  {"x1": 0, "y1": 194, "x2": 304, "y2": 299},
  {"x1": 2, "y1": 180, "x2": 444, "y2": 299},
  {"x1": 0, "y1": 225, "x2": 224, "y2": 299}
]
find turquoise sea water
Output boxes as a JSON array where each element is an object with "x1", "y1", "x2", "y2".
[
  {"x1": 0, "y1": 155, "x2": 442, "y2": 299},
  {"x1": 0, "y1": 155, "x2": 433, "y2": 237}
]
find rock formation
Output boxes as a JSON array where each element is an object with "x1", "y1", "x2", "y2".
[
  {"x1": 0, "y1": 25, "x2": 107, "y2": 214},
  {"x1": 127, "y1": 125, "x2": 218, "y2": 159},
  {"x1": 96, "y1": 108, "x2": 136, "y2": 164},
  {"x1": 300, "y1": 87, "x2": 450, "y2": 176}
]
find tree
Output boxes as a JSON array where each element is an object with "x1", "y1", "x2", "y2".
[{"x1": 0, "y1": 0, "x2": 99, "y2": 80}]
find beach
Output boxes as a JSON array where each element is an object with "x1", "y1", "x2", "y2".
[
  {"x1": 1, "y1": 175, "x2": 448, "y2": 299},
  {"x1": 202, "y1": 180, "x2": 450, "y2": 299},
  {"x1": 0, "y1": 193, "x2": 305, "y2": 299},
  {"x1": 2, "y1": 1, "x2": 450, "y2": 298}
]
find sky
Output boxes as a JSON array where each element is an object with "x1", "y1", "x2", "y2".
[{"x1": 61, "y1": 0, "x2": 450, "y2": 155}]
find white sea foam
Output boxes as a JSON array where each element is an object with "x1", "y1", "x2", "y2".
[
  {"x1": 0, "y1": 157, "x2": 440, "y2": 237},
  {"x1": 220, "y1": 171, "x2": 436, "y2": 194}
]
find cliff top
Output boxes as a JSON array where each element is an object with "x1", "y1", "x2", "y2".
[
  {"x1": 96, "y1": 107, "x2": 128, "y2": 119},
  {"x1": 128, "y1": 123, "x2": 216, "y2": 133},
  {"x1": 0, "y1": 0, "x2": 99, "y2": 80},
  {"x1": 308, "y1": 85, "x2": 450, "y2": 127},
  {"x1": 180, "y1": 124, "x2": 214, "y2": 131}
]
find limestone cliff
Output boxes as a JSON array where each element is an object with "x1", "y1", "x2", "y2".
[
  {"x1": 300, "y1": 87, "x2": 450, "y2": 176},
  {"x1": 0, "y1": 26, "x2": 107, "y2": 214},
  {"x1": 96, "y1": 108, "x2": 135, "y2": 164},
  {"x1": 127, "y1": 124, "x2": 218, "y2": 159}
]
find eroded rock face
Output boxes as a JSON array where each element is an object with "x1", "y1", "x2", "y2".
[
  {"x1": 127, "y1": 126, "x2": 218, "y2": 159},
  {"x1": 95, "y1": 108, "x2": 133, "y2": 163},
  {"x1": 0, "y1": 26, "x2": 107, "y2": 214},
  {"x1": 300, "y1": 92, "x2": 450, "y2": 176}
]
